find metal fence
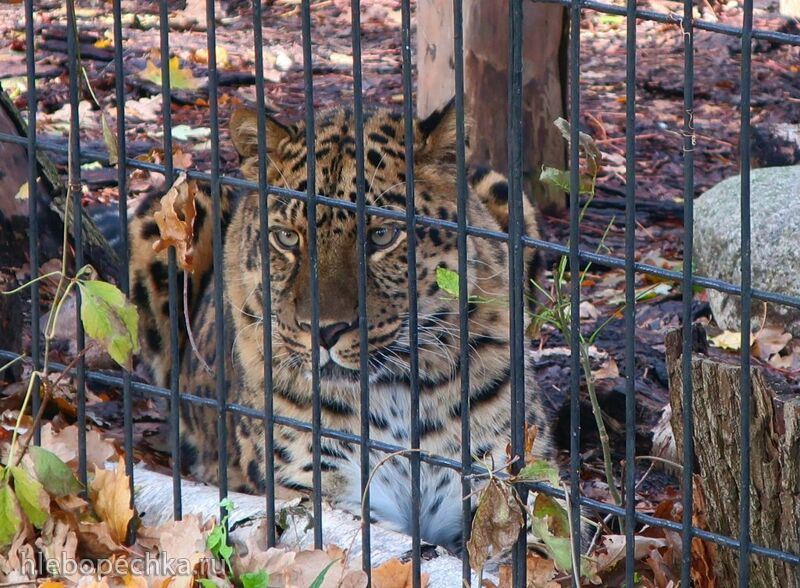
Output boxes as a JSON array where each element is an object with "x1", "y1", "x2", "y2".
[{"x1": 1, "y1": 0, "x2": 800, "y2": 586}]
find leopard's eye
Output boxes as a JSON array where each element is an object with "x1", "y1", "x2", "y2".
[
  {"x1": 369, "y1": 226, "x2": 400, "y2": 250},
  {"x1": 272, "y1": 229, "x2": 300, "y2": 250}
]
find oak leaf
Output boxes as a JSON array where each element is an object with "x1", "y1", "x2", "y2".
[
  {"x1": 152, "y1": 173, "x2": 198, "y2": 272},
  {"x1": 90, "y1": 457, "x2": 135, "y2": 545}
]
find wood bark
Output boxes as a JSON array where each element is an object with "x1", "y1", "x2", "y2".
[
  {"x1": 416, "y1": 0, "x2": 567, "y2": 213},
  {"x1": 665, "y1": 327, "x2": 800, "y2": 588},
  {"x1": 0, "y1": 90, "x2": 120, "y2": 282}
]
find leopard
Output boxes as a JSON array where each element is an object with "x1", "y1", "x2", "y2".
[{"x1": 128, "y1": 99, "x2": 558, "y2": 551}]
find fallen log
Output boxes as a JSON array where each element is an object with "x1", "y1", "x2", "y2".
[
  {"x1": 130, "y1": 465, "x2": 485, "y2": 587},
  {"x1": 665, "y1": 326, "x2": 800, "y2": 587}
]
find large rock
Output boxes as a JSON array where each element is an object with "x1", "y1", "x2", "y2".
[{"x1": 694, "y1": 165, "x2": 800, "y2": 337}]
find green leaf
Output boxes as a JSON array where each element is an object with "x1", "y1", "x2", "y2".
[
  {"x1": 436, "y1": 267, "x2": 460, "y2": 297},
  {"x1": 196, "y1": 580, "x2": 217, "y2": 588},
  {"x1": 240, "y1": 570, "x2": 270, "y2": 588},
  {"x1": 29, "y1": 445, "x2": 83, "y2": 497},
  {"x1": 206, "y1": 522, "x2": 233, "y2": 576},
  {"x1": 531, "y1": 515, "x2": 573, "y2": 573},
  {"x1": 308, "y1": 559, "x2": 338, "y2": 588},
  {"x1": 532, "y1": 493, "x2": 571, "y2": 537},
  {"x1": 10, "y1": 466, "x2": 49, "y2": 528},
  {"x1": 540, "y1": 167, "x2": 594, "y2": 195},
  {"x1": 518, "y1": 459, "x2": 560, "y2": 487},
  {"x1": 0, "y1": 481, "x2": 22, "y2": 547},
  {"x1": 77, "y1": 279, "x2": 140, "y2": 368}
]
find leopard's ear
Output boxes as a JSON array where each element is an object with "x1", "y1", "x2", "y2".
[
  {"x1": 414, "y1": 97, "x2": 457, "y2": 164},
  {"x1": 229, "y1": 106, "x2": 293, "y2": 158}
]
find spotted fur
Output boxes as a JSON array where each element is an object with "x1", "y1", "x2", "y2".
[{"x1": 129, "y1": 100, "x2": 554, "y2": 550}]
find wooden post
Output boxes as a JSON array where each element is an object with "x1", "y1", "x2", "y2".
[{"x1": 416, "y1": 0, "x2": 567, "y2": 213}]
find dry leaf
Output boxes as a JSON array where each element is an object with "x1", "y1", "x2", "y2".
[
  {"x1": 39, "y1": 423, "x2": 116, "y2": 470},
  {"x1": 592, "y1": 534, "x2": 667, "y2": 573},
  {"x1": 152, "y1": 173, "x2": 198, "y2": 272},
  {"x1": 90, "y1": 457, "x2": 135, "y2": 545},
  {"x1": 467, "y1": 478, "x2": 525, "y2": 572},
  {"x1": 751, "y1": 326, "x2": 792, "y2": 361},
  {"x1": 372, "y1": 558, "x2": 429, "y2": 588},
  {"x1": 138, "y1": 56, "x2": 201, "y2": 90},
  {"x1": 709, "y1": 330, "x2": 747, "y2": 352},
  {"x1": 593, "y1": 356, "x2": 620, "y2": 380},
  {"x1": 137, "y1": 515, "x2": 207, "y2": 588},
  {"x1": 690, "y1": 477, "x2": 717, "y2": 588},
  {"x1": 280, "y1": 549, "x2": 367, "y2": 588}
]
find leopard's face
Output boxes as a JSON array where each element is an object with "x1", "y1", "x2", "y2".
[{"x1": 226, "y1": 103, "x2": 503, "y2": 387}]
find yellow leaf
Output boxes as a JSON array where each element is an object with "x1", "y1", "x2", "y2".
[
  {"x1": 138, "y1": 56, "x2": 201, "y2": 90},
  {"x1": 94, "y1": 38, "x2": 112, "y2": 49},
  {"x1": 709, "y1": 330, "x2": 748, "y2": 351},
  {"x1": 40, "y1": 581, "x2": 66, "y2": 588},
  {"x1": 90, "y1": 457, "x2": 135, "y2": 545}
]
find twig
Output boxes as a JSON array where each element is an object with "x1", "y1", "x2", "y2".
[{"x1": 184, "y1": 271, "x2": 213, "y2": 375}]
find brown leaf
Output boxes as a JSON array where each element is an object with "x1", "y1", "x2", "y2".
[
  {"x1": 90, "y1": 457, "x2": 135, "y2": 545},
  {"x1": 136, "y1": 515, "x2": 207, "y2": 588},
  {"x1": 36, "y1": 513, "x2": 80, "y2": 582},
  {"x1": 467, "y1": 478, "x2": 525, "y2": 572},
  {"x1": 372, "y1": 558, "x2": 429, "y2": 588},
  {"x1": 152, "y1": 173, "x2": 198, "y2": 272},
  {"x1": 280, "y1": 549, "x2": 367, "y2": 588},
  {"x1": 751, "y1": 326, "x2": 792, "y2": 362},
  {"x1": 39, "y1": 423, "x2": 116, "y2": 471},
  {"x1": 690, "y1": 477, "x2": 717, "y2": 588}
]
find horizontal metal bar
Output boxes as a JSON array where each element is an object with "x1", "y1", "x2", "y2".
[
  {"x1": 1, "y1": 348, "x2": 797, "y2": 566},
  {"x1": 534, "y1": 0, "x2": 800, "y2": 46},
  {"x1": 6, "y1": 131, "x2": 798, "y2": 312}
]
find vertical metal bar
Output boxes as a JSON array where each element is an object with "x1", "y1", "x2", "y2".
[
  {"x1": 679, "y1": 0, "x2": 696, "y2": 583},
  {"x1": 507, "y1": 1, "x2": 527, "y2": 587},
  {"x1": 349, "y1": 0, "x2": 372, "y2": 575},
  {"x1": 24, "y1": 0, "x2": 40, "y2": 446},
  {"x1": 158, "y1": 0, "x2": 181, "y2": 521},
  {"x1": 112, "y1": 0, "x2": 134, "y2": 498},
  {"x1": 66, "y1": 0, "x2": 87, "y2": 492},
  {"x1": 205, "y1": 0, "x2": 229, "y2": 515},
  {"x1": 400, "y1": 0, "x2": 421, "y2": 585},
  {"x1": 738, "y1": 0, "x2": 754, "y2": 581},
  {"x1": 299, "y1": 0, "x2": 323, "y2": 549},
  {"x1": 452, "y1": 0, "x2": 471, "y2": 583},
  {"x1": 252, "y1": 0, "x2": 277, "y2": 548},
  {"x1": 568, "y1": 0, "x2": 584, "y2": 576},
  {"x1": 623, "y1": 0, "x2": 637, "y2": 584}
]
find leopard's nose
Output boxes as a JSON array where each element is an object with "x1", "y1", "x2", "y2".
[{"x1": 315, "y1": 321, "x2": 357, "y2": 349}]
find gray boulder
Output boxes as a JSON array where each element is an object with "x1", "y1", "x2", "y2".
[{"x1": 694, "y1": 165, "x2": 800, "y2": 337}]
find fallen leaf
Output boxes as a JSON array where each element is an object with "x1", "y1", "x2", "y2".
[
  {"x1": 751, "y1": 326, "x2": 791, "y2": 361},
  {"x1": 372, "y1": 558, "x2": 428, "y2": 588},
  {"x1": 709, "y1": 330, "x2": 747, "y2": 352},
  {"x1": 592, "y1": 534, "x2": 668, "y2": 573},
  {"x1": 152, "y1": 173, "x2": 198, "y2": 271},
  {"x1": 90, "y1": 457, "x2": 135, "y2": 545},
  {"x1": 593, "y1": 357, "x2": 620, "y2": 380},
  {"x1": 467, "y1": 478, "x2": 524, "y2": 572},
  {"x1": 138, "y1": 56, "x2": 201, "y2": 90}
]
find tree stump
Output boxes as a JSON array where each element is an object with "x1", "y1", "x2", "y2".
[
  {"x1": 665, "y1": 327, "x2": 800, "y2": 587},
  {"x1": 416, "y1": 0, "x2": 567, "y2": 213}
]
